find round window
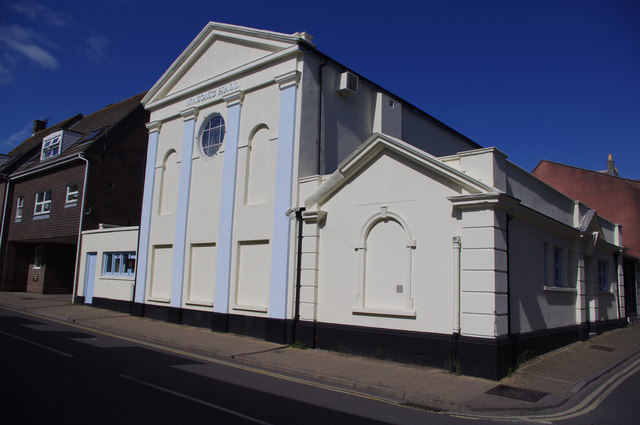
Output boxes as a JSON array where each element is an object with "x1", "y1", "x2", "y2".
[{"x1": 200, "y1": 115, "x2": 225, "y2": 157}]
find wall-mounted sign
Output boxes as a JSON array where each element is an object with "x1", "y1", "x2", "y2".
[{"x1": 186, "y1": 81, "x2": 240, "y2": 107}]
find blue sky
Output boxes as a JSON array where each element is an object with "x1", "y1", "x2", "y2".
[{"x1": 1, "y1": 0, "x2": 638, "y2": 178}]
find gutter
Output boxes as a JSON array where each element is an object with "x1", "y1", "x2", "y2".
[
  {"x1": 71, "y1": 154, "x2": 90, "y2": 304},
  {"x1": 10, "y1": 154, "x2": 86, "y2": 180}
]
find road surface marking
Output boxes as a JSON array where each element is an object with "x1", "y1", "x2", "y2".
[
  {"x1": 120, "y1": 374, "x2": 273, "y2": 425},
  {"x1": 4, "y1": 307, "x2": 400, "y2": 407},
  {"x1": 447, "y1": 356, "x2": 640, "y2": 423},
  {"x1": 0, "y1": 329, "x2": 73, "y2": 358}
]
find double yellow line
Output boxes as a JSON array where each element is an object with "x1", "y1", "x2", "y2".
[
  {"x1": 450, "y1": 355, "x2": 640, "y2": 423},
  {"x1": 7, "y1": 305, "x2": 637, "y2": 422}
]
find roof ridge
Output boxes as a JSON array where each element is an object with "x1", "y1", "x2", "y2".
[
  {"x1": 69, "y1": 91, "x2": 147, "y2": 129},
  {"x1": 536, "y1": 159, "x2": 639, "y2": 183}
]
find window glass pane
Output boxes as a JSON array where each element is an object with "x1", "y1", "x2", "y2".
[
  {"x1": 200, "y1": 115, "x2": 225, "y2": 157},
  {"x1": 125, "y1": 253, "x2": 136, "y2": 275},
  {"x1": 104, "y1": 254, "x2": 112, "y2": 273},
  {"x1": 553, "y1": 248, "x2": 562, "y2": 286},
  {"x1": 113, "y1": 254, "x2": 121, "y2": 274}
]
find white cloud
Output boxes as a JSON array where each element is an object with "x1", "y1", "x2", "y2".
[
  {"x1": 86, "y1": 36, "x2": 110, "y2": 62},
  {"x1": 0, "y1": 24, "x2": 59, "y2": 70},
  {"x1": 0, "y1": 121, "x2": 34, "y2": 152},
  {"x1": 0, "y1": 62, "x2": 12, "y2": 85},
  {"x1": 10, "y1": 1, "x2": 73, "y2": 27}
]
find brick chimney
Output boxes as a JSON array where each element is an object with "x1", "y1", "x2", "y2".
[
  {"x1": 32, "y1": 119, "x2": 47, "y2": 136},
  {"x1": 606, "y1": 153, "x2": 619, "y2": 177}
]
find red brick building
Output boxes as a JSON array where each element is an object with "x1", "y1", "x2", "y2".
[
  {"x1": 0, "y1": 93, "x2": 149, "y2": 294},
  {"x1": 533, "y1": 157, "x2": 640, "y2": 320}
]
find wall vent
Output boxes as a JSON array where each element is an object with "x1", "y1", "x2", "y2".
[{"x1": 337, "y1": 71, "x2": 358, "y2": 95}]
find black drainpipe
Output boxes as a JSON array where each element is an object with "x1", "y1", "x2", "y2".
[
  {"x1": 291, "y1": 207, "x2": 306, "y2": 343},
  {"x1": 316, "y1": 60, "x2": 327, "y2": 175}
]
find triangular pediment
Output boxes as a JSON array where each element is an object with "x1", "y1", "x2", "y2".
[
  {"x1": 304, "y1": 133, "x2": 497, "y2": 209},
  {"x1": 578, "y1": 209, "x2": 605, "y2": 237},
  {"x1": 144, "y1": 22, "x2": 313, "y2": 107}
]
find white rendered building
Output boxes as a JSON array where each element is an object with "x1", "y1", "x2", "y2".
[{"x1": 79, "y1": 23, "x2": 627, "y2": 379}]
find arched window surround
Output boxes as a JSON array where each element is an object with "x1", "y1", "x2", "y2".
[
  {"x1": 157, "y1": 149, "x2": 177, "y2": 215},
  {"x1": 353, "y1": 206, "x2": 416, "y2": 318}
]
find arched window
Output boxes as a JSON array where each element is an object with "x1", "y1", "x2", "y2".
[
  {"x1": 200, "y1": 114, "x2": 225, "y2": 157},
  {"x1": 354, "y1": 206, "x2": 416, "y2": 317}
]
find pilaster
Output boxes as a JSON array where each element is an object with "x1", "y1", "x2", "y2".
[
  {"x1": 298, "y1": 210, "x2": 325, "y2": 321},
  {"x1": 213, "y1": 89, "x2": 244, "y2": 313},
  {"x1": 169, "y1": 108, "x2": 198, "y2": 308},
  {"x1": 134, "y1": 120, "x2": 162, "y2": 303},
  {"x1": 616, "y1": 251, "x2": 625, "y2": 318},
  {"x1": 459, "y1": 207, "x2": 508, "y2": 338},
  {"x1": 269, "y1": 71, "x2": 300, "y2": 319},
  {"x1": 575, "y1": 242, "x2": 587, "y2": 324}
]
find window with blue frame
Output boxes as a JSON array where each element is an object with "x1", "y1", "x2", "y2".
[{"x1": 103, "y1": 252, "x2": 136, "y2": 276}]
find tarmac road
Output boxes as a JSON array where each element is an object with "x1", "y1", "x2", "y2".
[{"x1": 1, "y1": 306, "x2": 638, "y2": 424}]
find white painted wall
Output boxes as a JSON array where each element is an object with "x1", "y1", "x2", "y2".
[
  {"x1": 509, "y1": 218, "x2": 578, "y2": 333},
  {"x1": 78, "y1": 226, "x2": 139, "y2": 301},
  {"x1": 316, "y1": 150, "x2": 464, "y2": 334}
]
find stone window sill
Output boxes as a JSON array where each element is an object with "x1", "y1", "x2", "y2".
[{"x1": 352, "y1": 307, "x2": 416, "y2": 318}]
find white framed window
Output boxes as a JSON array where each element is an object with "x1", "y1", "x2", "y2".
[
  {"x1": 200, "y1": 114, "x2": 225, "y2": 157},
  {"x1": 33, "y1": 246, "x2": 44, "y2": 269},
  {"x1": 544, "y1": 243, "x2": 572, "y2": 288},
  {"x1": 41, "y1": 135, "x2": 61, "y2": 160},
  {"x1": 598, "y1": 260, "x2": 609, "y2": 292},
  {"x1": 103, "y1": 252, "x2": 136, "y2": 277},
  {"x1": 16, "y1": 196, "x2": 23, "y2": 219},
  {"x1": 66, "y1": 184, "x2": 79, "y2": 203},
  {"x1": 34, "y1": 190, "x2": 52, "y2": 215}
]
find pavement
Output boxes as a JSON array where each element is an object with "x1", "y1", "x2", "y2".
[{"x1": 2, "y1": 291, "x2": 639, "y2": 415}]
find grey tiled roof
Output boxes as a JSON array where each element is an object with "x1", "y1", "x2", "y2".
[{"x1": 10, "y1": 91, "x2": 146, "y2": 175}]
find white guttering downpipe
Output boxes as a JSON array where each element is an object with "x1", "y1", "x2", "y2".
[
  {"x1": 304, "y1": 170, "x2": 344, "y2": 210},
  {"x1": 453, "y1": 236, "x2": 462, "y2": 334},
  {"x1": 0, "y1": 174, "x2": 9, "y2": 291},
  {"x1": 0, "y1": 174, "x2": 10, "y2": 250},
  {"x1": 71, "y1": 154, "x2": 90, "y2": 304}
]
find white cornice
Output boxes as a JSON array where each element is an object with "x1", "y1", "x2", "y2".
[
  {"x1": 274, "y1": 70, "x2": 301, "y2": 89},
  {"x1": 180, "y1": 107, "x2": 199, "y2": 120},
  {"x1": 223, "y1": 89, "x2": 244, "y2": 107},
  {"x1": 145, "y1": 121, "x2": 162, "y2": 133}
]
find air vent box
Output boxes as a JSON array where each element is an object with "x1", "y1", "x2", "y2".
[{"x1": 337, "y1": 71, "x2": 358, "y2": 95}]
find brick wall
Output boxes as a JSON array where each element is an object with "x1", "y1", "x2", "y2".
[
  {"x1": 533, "y1": 161, "x2": 640, "y2": 258},
  {"x1": 83, "y1": 105, "x2": 149, "y2": 229},
  {"x1": 7, "y1": 163, "x2": 85, "y2": 241}
]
